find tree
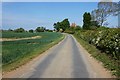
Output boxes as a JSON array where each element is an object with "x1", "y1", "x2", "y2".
[
  {"x1": 53, "y1": 22, "x2": 61, "y2": 32},
  {"x1": 97, "y1": 2, "x2": 113, "y2": 26},
  {"x1": 91, "y1": 9, "x2": 100, "y2": 22},
  {"x1": 29, "y1": 29, "x2": 34, "y2": 33},
  {"x1": 91, "y1": 21, "x2": 100, "y2": 28},
  {"x1": 14, "y1": 28, "x2": 25, "y2": 33},
  {"x1": 35, "y1": 27, "x2": 46, "y2": 32},
  {"x1": 61, "y1": 18, "x2": 70, "y2": 31},
  {"x1": 109, "y1": 1, "x2": 120, "y2": 16},
  {"x1": 91, "y1": 2, "x2": 120, "y2": 26},
  {"x1": 46, "y1": 29, "x2": 53, "y2": 32},
  {"x1": 75, "y1": 25, "x2": 81, "y2": 31},
  {"x1": 83, "y1": 12, "x2": 91, "y2": 30},
  {"x1": 53, "y1": 18, "x2": 70, "y2": 32},
  {"x1": 8, "y1": 28, "x2": 13, "y2": 32}
]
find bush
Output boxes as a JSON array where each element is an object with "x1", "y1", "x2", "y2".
[
  {"x1": 75, "y1": 28, "x2": 120, "y2": 60},
  {"x1": 64, "y1": 27, "x2": 75, "y2": 34},
  {"x1": 29, "y1": 29, "x2": 34, "y2": 33},
  {"x1": 35, "y1": 27, "x2": 45, "y2": 32},
  {"x1": 14, "y1": 28, "x2": 25, "y2": 33},
  {"x1": 74, "y1": 28, "x2": 120, "y2": 77},
  {"x1": 46, "y1": 29, "x2": 53, "y2": 32},
  {"x1": 97, "y1": 26, "x2": 109, "y2": 30}
]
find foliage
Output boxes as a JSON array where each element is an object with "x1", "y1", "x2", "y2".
[
  {"x1": 91, "y1": 2, "x2": 119, "y2": 26},
  {"x1": 29, "y1": 29, "x2": 34, "y2": 33},
  {"x1": 75, "y1": 28, "x2": 120, "y2": 76},
  {"x1": 61, "y1": 18, "x2": 70, "y2": 30},
  {"x1": 64, "y1": 27, "x2": 75, "y2": 34},
  {"x1": 75, "y1": 29, "x2": 120, "y2": 61},
  {"x1": 54, "y1": 18, "x2": 70, "y2": 32},
  {"x1": 35, "y1": 27, "x2": 46, "y2": 32},
  {"x1": 14, "y1": 28, "x2": 25, "y2": 33},
  {"x1": 64, "y1": 26, "x2": 81, "y2": 34},
  {"x1": 83, "y1": 12, "x2": 91, "y2": 30},
  {"x1": 53, "y1": 22, "x2": 60, "y2": 31},
  {"x1": 75, "y1": 25, "x2": 82, "y2": 31},
  {"x1": 110, "y1": 2, "x2": 120, "y2": 16},
  {"x1": 8, "y1": 29, "x2": 13, "y2": 32},
  {"x1": 46, "y1": 29, "x2": 53, "y2": 32},
  {"x1": 74, "y1": 33, "x2": 120, "y2": 77},
  {"x1": 97, "y1": 26, "x2": 109, "y2": 30},
  {"x1": 90, "y1": 21, "x2": 100, "y2": 29}
]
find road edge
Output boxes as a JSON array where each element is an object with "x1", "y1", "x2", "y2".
[{"x1": 72, "y1": 34, "x2": 113, "y2": 78}]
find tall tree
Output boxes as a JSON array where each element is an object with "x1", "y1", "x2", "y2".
[
  {"x1": 83, "y1": 12, "x2": 91, "y2": 30},
  {"x1": 53, "y1": 22, "x2": 61, "y2": 32},
  {"x1": 97, "y1": 2, "x2": 113, "y2": 26},
  {"x1": 91, "y1": 2, "x2": 120, "y2": 26},
  {"x1": 35, "y1": 27, "x2": 45, "y2": 32},
  {"x1": 110, "y1": 1, "x2": 120, "y2": 16},
  {"x1": 62, "y1": 19, "x2": 70, "y2": 28},
  {"x1": 53, "y1": 18, "x2": 70, "y2": 32}
]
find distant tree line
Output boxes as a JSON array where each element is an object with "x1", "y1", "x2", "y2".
[{"x1": 6, "y1": 27, "x2": 53, "y2": 33}]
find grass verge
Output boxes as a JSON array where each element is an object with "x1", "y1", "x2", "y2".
[
  {"x1": 2, "y1": 34, "x2": 65, "y2": 73},
  {"x1": 73, "y1": 34, "x2": 120, "y2": 78}
]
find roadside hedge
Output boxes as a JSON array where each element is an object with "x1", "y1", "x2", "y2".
[
  {"x1": 74, "y1": 28, "x2": 120, "y2": 77},
  {"x1": 75, "y1": 28, "x2": 120, "y2": 60}
]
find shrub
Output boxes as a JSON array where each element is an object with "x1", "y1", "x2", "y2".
[
  {"x1": 14, "y1": 28, "x2": 25, "y2": 33},
  {"x1": 75, "y1": 28, "x2": 120, "y2": 60},
  {"x1": 35, "y1": 27, "x2": 45, "y2": 32},
  {"x1": 74, "y1": 28, "x2": 120, "y2": 77},
  {"x1": 29, "y1": 29, "x2": 34, "y2": 33}
]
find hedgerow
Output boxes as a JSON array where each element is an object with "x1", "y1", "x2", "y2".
[{"x1": 75, "y1": 28, "x2": 120, "y2": 77}]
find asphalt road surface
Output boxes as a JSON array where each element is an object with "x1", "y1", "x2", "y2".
[{"x1": 3, "y1": 34, "x2": 112, "y2": 78}]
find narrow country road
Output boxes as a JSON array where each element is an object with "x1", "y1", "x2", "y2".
[{"x1": 3, "y1": 34, "x2": 112, "y2": 78}]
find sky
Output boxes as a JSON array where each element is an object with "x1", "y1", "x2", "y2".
[
  {"x1": 2, "y1": 0, "x2": 120, "y2": 2},
  {"x1": 2, "y1": 2, "x2": 118, "y2": 30}
]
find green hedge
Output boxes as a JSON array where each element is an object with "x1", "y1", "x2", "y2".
[
  {"x1": 75, "y1": 29, "x2": 120, "y2": 60},
  {"x1": 74, "y1": 28, "x2": 120, "y2": 77}
]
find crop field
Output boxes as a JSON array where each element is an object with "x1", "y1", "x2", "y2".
[{"x1": 1, "y1": 31, "x2": 64, "y2": 72}]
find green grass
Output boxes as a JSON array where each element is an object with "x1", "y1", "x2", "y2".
[
  {"x1": 2, "y1": 32, "x2": 65, "y2": 73},
  {"x1": 73, "y1": 34, "x2": 120, "y2": 78}
]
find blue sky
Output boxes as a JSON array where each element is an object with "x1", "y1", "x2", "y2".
[{"x1": 2, "y1": 2, "x2": 118, "y2": 30}]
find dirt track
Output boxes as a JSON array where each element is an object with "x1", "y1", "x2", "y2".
[{"x1": 0, "y1": 36, "x2": 41, "y2": 41}]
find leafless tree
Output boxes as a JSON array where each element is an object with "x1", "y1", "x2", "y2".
[{"x1": 91, "y1": 2, "x2": 120, "y2": 26}]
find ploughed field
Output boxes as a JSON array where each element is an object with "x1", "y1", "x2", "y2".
[{"x1": 1, "y1": 31, "x2": 64, "y2": 71}]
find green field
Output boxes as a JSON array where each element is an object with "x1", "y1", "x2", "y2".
[{"x1": 2, "y1": 31, "x2": 64, "y2": 72}]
